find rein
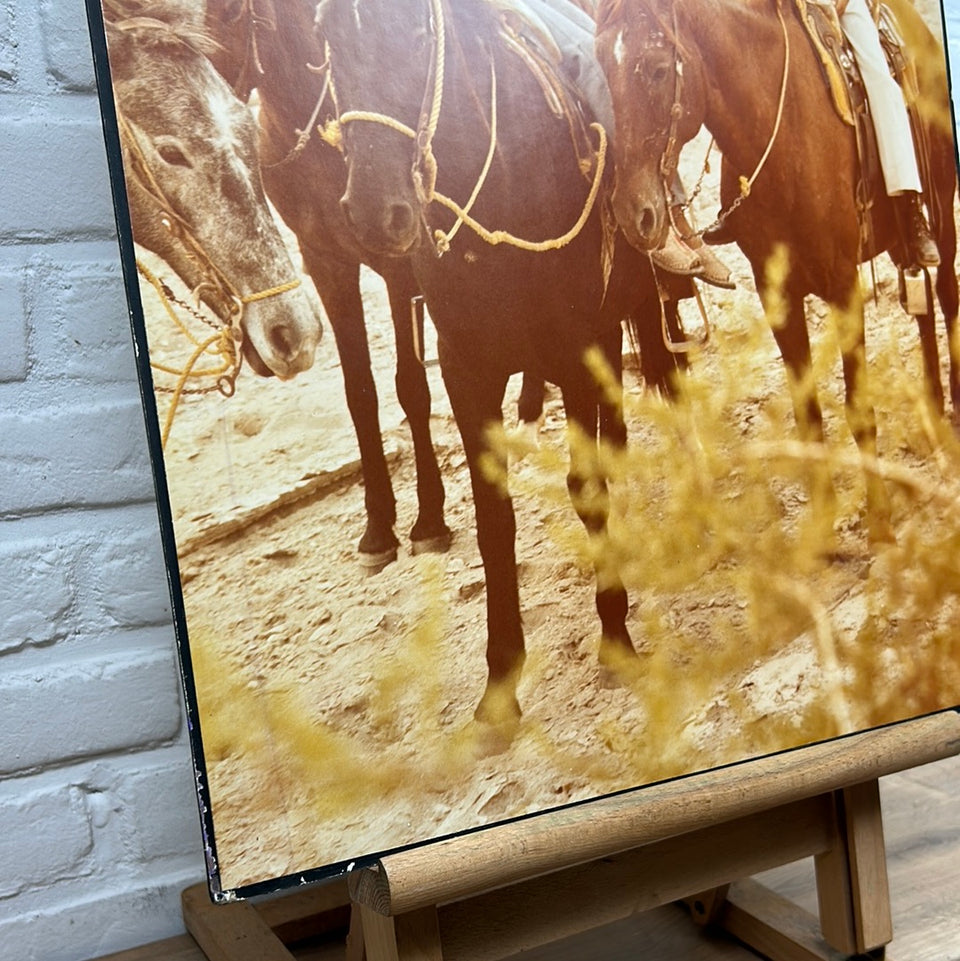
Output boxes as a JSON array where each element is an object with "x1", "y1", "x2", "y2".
[
  {"x1": 137, "y1": 257, "x2": 241, "y2": 449},
  {"x1": 319, "y1": 0, "x2": 607, "y2": 256},
  {"x1": 667, "y1": 0, "x2": 793, "y2": 238},
  {"x1": 224, "y1": 0, "x2": 333, "y2": 169}
]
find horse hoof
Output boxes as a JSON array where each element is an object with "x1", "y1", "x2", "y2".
[
  {"x1": 598, "y1": 638, "x2": 645, "y2": 688},
  {"x1": 469, "y1": 716, "x2": 520, "y2": 758},
  {"x1": 411, "y1": 529, "x2": 453, "y2": 556},
  {"x1": 358, "y1": 546, "x2": 398, "y2": 574}
]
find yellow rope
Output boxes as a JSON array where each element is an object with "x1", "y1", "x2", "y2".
[
  {"x1": 434, "y1": 122, "x2": 607, "y2": 253},
  {"x1": 436, "y1": 58, "x2": 499, "y2": 251},
  {"x1": 242, "y1": 277, "x2": 301, "y2": 303},
  {"x1": 694, "y1": 0, "x2": 791, "y2": 237},
  {"x1": 158, "y1": 331, "x2": 236, "y2": 449},
  {"x1": 332, "y1": 110, "x2": 417, "y2": 142},
  {"x1": 319, "y1": 0, "x2": 607, "y2": 257},
  {"x1": 740, "y1": 0, "x2": 791, "y2": 197},
  {"x1": 137, "y1": 258, "x2": 240, "y2": 449},
  {"x1": 416, "y1": 0, "x2": 446, "y2": 201}
]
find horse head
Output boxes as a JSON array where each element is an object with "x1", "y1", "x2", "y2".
[
  {"x1": 595, "y1": 0, "x2": 706, "y2": 252},
  {"x1": 317, "y1": 0, "x2": 451, "y2": 257},
  {"x1": 106, "y1": 11, "x2": 322, "y2": 380}
]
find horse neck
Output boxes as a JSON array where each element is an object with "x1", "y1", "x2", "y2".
[
  {"x1": 676, "y1": 0, "x2": 793, "y2": 168},
  {"x1": 435, "y1": 2, "x2": 575, "y2": 196},
  {"x1": 441, "y1": 2, "x2": 497, "y2": 125},
  {"x1": 250, "y1": 0, "x2": 327, "y2": 142},
  {"x1": 433, "y1": 5, "x2": 501, "y2": 174}
]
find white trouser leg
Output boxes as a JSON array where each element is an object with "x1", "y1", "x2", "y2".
[{"x1": 841, "y1": 0, "x2": 922, "y2": 194}]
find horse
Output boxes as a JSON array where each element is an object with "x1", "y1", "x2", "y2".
[
  {"x1": 595, "y1": 0, "x2": 959, "y2": 543},
  {"x1": 198, "y1": 0, "x2": 459, "y2": 571},
  {"x1": 101, "y1": 3, "x2": 323, "y2": 383},
  {"x1": 318, "y1": 0, "x2": 689, "y2": 728}
]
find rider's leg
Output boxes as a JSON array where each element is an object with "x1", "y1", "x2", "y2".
[{"x1": 841, "y1": 0, "x2": 939, "y2": 266}]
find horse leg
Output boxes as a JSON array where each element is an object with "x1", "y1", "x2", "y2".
[
  {"x1": 383, "y1": 266, "x2": 451, "y2": 553},
  {"x1": 934, "y1": 226, "x2": 960, "y2": 415},
  {"x1": 633, "y1": 265, "x2": 688, "y2": 399},
  {"x1": 766, "y1": 293, "x2": 838, "y2": 540},
  {"x1": 561, "y1": 356, "x2": 634, "y2": 681},
  {"x1": 306, "y1": 250, "x2": 399, "y2": 569},
  {"x1": 517, "y1": 373, "x2": 546, "y2": 426},
  {"x1": 440, "y1": 359, "x2": 524, "y2": 728},
  {"x1": 837, "y1": 301, "x2": 895, "y2": 545},
  {"x1": 914, "y1": 305, "x2": 945, "y2": 416},
  {"x1": 929, "y1": 135, "x2": 959, "y2": 415}
]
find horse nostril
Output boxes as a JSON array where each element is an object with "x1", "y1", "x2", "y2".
[
  {"x1": 386, "y1": 201, "x2": 415, "y2": 241},
  {"x1": 269, "y1": 323, "x2": 296, "y2": 359},
  {"x1": 638, "y1": 205, "x2": 657, "y2": 240}
]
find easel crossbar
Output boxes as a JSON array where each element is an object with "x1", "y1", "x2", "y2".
[
  {"x1": 435, "y1": 795, "x2": 834, "y2": 961},
  {"x1": 351, "y1": 711, "x2": 960, "y2": 916}
]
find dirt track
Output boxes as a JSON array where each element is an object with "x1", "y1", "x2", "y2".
[{"x1": 142, "y1": 197, "x2": 960, "y2": 893}]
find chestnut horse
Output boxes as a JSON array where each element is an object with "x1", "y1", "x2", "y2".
[
  {"x1": 596, "y1": 0, "x2": 959, "y2": 541},
  {"x1": 318, "y1": 0, "x2": 688, "y2": 727}
]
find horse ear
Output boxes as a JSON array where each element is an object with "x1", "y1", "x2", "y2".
[{"x1": 104, "y1": 20, "x2": 137, "y2": 76}]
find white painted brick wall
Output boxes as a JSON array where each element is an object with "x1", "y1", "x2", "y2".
[
  {"x1": 0, "y1": 1, "x2": 958, "y2": 960},
  {"x1": 0, "y1": 1, "x2": 206, "y2": 960}
]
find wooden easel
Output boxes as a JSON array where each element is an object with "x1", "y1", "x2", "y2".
[{"x1": 182, "y1": 710, "x2": 960, "y2": 961}]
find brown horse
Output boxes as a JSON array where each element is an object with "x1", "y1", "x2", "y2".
[
  {"x1": 596, "y1": 0, "x2": 959, "y2": 541},
  {"x1": 201, "y1": 0, "x2": 453, "y2": 570},
  {"x1": 318, "y1": 0, "x2": 688, "y2": 728}
]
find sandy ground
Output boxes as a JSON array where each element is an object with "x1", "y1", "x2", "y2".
[{"x1": 131, "y1": 1, "x2": 960, "y2": 894}]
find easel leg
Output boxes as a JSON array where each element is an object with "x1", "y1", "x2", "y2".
[
  {"x1": 346, "y1": 904, "x2": 367, "y2": 961},
  {"x1": 358, "y1": 903, "x2": 443, "y2": 961},
  {"x1": 815, "y1": 781, "x2": 892, "y2": 956},
  {"x1": 685, "y1": 885, "x2": 731, "y2": 926},
  {"x1": 684, "y1": 782, "x2": 892, "y2": 961}
]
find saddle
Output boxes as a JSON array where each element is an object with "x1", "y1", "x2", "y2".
[
  {"x1": 794, "y1": 0, "x2": 929, "y2": 260},
  {"x1": 494, "y1": 0, "x2": 620, "y2": 286}
]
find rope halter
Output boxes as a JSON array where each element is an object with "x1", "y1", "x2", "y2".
[
  {"x1": 318, "y1": 0, "x2": 607, "y2": 256},
  {"x1": 117, "y1": 110, "x2": 302, "y2": 446}
]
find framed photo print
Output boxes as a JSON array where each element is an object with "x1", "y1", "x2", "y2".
[{"x1": 87, "y1": 0, "x2": 960, "y2": 898}]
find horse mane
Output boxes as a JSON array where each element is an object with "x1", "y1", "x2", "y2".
[
  {"x1": 595, "y1": 0, "x2": 626, "y2": 32},
  {"x1": 102, "y1": 0, "x2": 219, "y2": 59},
  {"x1": 447, "y1": 0, "x2": 504, "y2": 49}
]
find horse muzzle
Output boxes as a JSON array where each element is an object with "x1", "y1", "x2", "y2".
[
  {"x1": 242, "y1": 294, "x2": 323, "y2": 381},
  {"x1": 611, "y1": 168, "x2": 671, "y2": 254},
  {"x1": 340, "y1": 183, "x2": 422, "y2": 258}
]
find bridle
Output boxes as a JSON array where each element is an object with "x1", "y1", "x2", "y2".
[
  {"x1": 118, "y1": 111, "x2": 301, "y2": 331},
  {"x1": 220, "y1": 0, "x2": 276, "y2": 101},
  {"x1": 117, "y1": 110, "x2": 301, "y2": 446},
  {"x1": 319, "y1": 0, "x2": 608, "y2": 257},
  {"x1": 222, "y1": 0, "x2": 333, "y2": 169},
  {"x1": 647, "y1": 0, "x2": 792, "y2": 239}
]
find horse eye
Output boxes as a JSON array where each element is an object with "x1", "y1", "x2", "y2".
[
  {"x1": 649, "y1": 64, "x2": 671, "y2": 84},
  {"x1": 156, "y1": 140, "x2": 192, "y2": 167}
]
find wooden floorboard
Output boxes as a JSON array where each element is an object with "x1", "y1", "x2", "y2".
[{"x1": 90, "y1": 753, "x2": 960, "y2": 961}]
